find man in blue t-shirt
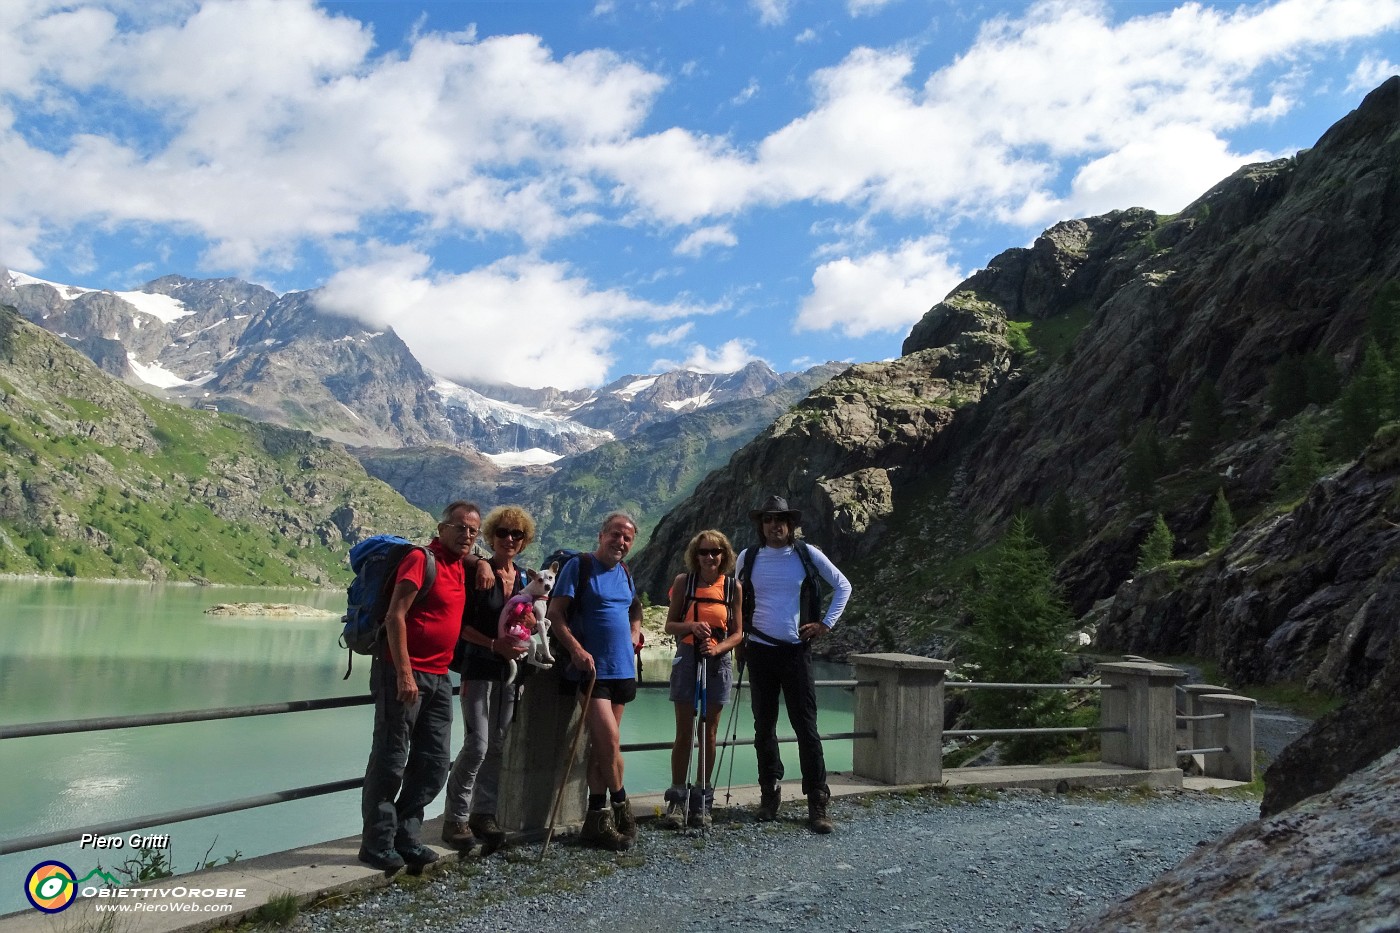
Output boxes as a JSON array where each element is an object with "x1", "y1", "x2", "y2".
[{"x1": 547, "y1": 511, "x2": 644, "y2": 851}]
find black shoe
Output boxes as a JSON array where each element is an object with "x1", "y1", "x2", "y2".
[
  {"x1": 396, "y1": 844, "x2": 440, "y2": 869},
  {"x1": 755, "y1": 785, "x2": 782, "y2": 822},
  {"x1": 357, "y1": 846, "x2": 406, "y2": 872}
]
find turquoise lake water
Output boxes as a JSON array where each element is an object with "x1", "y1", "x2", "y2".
[{"x1": 0, "y1": 579, "x2": 852, "y2": 916}]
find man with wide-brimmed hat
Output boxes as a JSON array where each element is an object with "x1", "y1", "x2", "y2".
[{"x1": 736, "y1": 494, "x2": 852, "y2": 833}]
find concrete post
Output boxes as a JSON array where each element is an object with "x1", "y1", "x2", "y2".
[
  {"x1": 850, "y1": 653, "x2": 953, "y2": 785},
  {"x1": 497, "y1": 669, "x2": 588, "y2": 833},
  {"x1": 1197, "y1": 693, "x2": 1256, "y2": 782},
  {"x1": 1179, "y1": 683, "x2": 1231, "y2": 749},
  {"x1": 1098, "y1": 662, "x2": 1187, "y2": 771}
]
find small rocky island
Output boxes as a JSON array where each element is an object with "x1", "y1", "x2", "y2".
[{"x1": 204, "y1": 603, "x2": 339, "y2": 618}]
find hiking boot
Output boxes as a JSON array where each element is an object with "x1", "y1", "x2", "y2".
[
  {"x1": 755, "y1": 785, "x2": 781, "y2": 822},
  {"x1": 581, "y1": 807, "x2": 633, "y2": 851},
  {"x1": 357, "y1": 846, "x2": 405, "y2": 872},
  {"x1": 468, "y1": 813, "x2": 507, "y2": 851},
  {"x1": 440, "y1": 820, "x2": 476, "y2": 852},
  {"x1": 396, "y1": 843, "x2": 440, "y2": 869},
  {"x1": 659, "y1": 788, "x2": 686, "y2": 830},
  {"x1": 612, "y1": 799, "x2": 639, "y2": 841},
  {"x1": 807, "y1": 790, "x2": 834, "y2": 834},
  {"x1": 687, "y1": 786, "x2": 714, "y2": 829}
]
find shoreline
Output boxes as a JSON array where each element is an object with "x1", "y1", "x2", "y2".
[{"x1": 0, "y1": 572, "x2": 340, "y2": 592}]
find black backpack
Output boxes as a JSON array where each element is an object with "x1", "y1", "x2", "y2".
[{"x1": 737, "y1": 540, "x2": 823, "y2": 641}]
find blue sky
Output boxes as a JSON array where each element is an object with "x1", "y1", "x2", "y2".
[{"x1": 2, "y1": 0, "x2": 1398, "y2": 390}]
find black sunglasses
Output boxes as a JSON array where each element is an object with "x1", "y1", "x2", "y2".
[
  {"x1": 697, "y1": 548, "x2": 724, "y2": 557},
  {"x1": 494, "y1": 528, "x2": 526, "y2": 541}
]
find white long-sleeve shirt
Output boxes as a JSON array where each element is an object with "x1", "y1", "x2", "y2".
[{"x1": 737, "y1": 542, "x2": 852, "y2": 645}]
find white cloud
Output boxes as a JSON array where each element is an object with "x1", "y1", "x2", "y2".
[
  {"x1": 732, "y1": 79, "x2": 760, "y2": 105},
  {"x1": 751, "y1": 0, "x2": 791, "y2": 26},
  {"x1": 653, "y1": 337, "x2": 763, "y2": 373},
  {"x1": 1348, "y1": 54, "x2": 1400, "y2": 93},
  {"x1": 675, "y1": 225, "x2": 737, "y2": 257},
  {"x1": 598, "y1": 0, "x2": 1400, "y2": 231},
  {"x1": 315, "y1": 251, "x2": 705, "y2": 390},
  {"x1": 848, "y1": 0, "x2": 898, "y2": 15},
  {"x1": 1050, "y1": 124, "x2": 1273, "y2": 221},
  {"x1": 646, "y1": 322, "x2": 695, "y2": 346},
  {"x1": 0, "y1": 0, "x2": 666, "y2": 272},
  {"x1": 796, "y1": 236, "x2": 962, "y2": 338}
]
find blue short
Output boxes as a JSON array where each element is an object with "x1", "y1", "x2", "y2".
[{"x1": 668, "y1": 642, "x2": 733, "y2": 709}]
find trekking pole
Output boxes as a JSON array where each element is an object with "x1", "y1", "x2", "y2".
[
  {"x1": 694, "y1": 651, "x2": 707, "y2": 831},
  {"x1": 540, "y1": 673, "x2": 595, "y2": 861},
  {"x1": 721, "y1": 649, "x2": 747, "y2": 808}
]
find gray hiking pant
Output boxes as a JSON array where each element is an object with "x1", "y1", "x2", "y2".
[
  {"x1": 360, "y1": 655, "x2": 454, "y2": 852},
  {"x1": 443, "y1": 677, "x2": 517, "y2": 821}
]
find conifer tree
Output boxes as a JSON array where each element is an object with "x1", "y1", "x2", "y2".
[
  {"x1": 1207, "y1": 488, "x2": 1236, "y2": 551},
  {"x1": 1136, "y1": 513, "x2": 1174, "y2": 574},
  {"x1": 964, "y1": 516, "x2": 1074, "y2": 761},
  {"x1": 1279, "y1": 420, "x2": 1324, "y2": 496},
  {"x1": 1124, "y1": 422, "x2": 1165, "y2": 502},
  {"x1": 1335, "y1": 340, "x2": 1393, "y2": 457}
]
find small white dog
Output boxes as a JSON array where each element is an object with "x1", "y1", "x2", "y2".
[{"x1": 497, "y1": 563, "x2": 558, "y2": 682}]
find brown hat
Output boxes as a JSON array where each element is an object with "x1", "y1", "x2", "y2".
[{"x1": 749, "y1": 495, "x2": 801, "y2": 524}]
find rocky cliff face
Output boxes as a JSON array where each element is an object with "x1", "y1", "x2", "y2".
[
  {"x1": 1097, "y1": 426, "x2": 1400, "y2": 697},
  {"x1": 635, "y1": 77, "x2": 1400, "y2": 702},
  {"x1": 632, "y1": 309, "x2": 1011, "y2": 592},
  {"x1": 197, "y1": 290, "x2": 457, "y2": 448}
]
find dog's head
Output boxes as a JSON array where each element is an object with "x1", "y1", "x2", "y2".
[{"x1": 524, "y1": 562, "x2": 557, "y2": 599}]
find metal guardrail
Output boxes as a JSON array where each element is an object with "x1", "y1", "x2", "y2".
[{"x1": 0, "y1": 679, "x2": 865, "y2": 857}]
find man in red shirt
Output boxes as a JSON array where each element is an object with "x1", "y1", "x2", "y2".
[{"x1": 359, "y1": 501, "x2": 480, "y2": 872}]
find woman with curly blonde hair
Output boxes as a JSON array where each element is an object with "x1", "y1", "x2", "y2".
[
  {"x1": 441, "y1": 504, "x2": 536, "y2": 853},
  {"x1": 659, "y1": 529, "x2": 743, "y2": 829}
]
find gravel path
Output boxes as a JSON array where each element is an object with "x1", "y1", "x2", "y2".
[{"x1": 276, "y1": 787, "x2": 1259, "y2": 933}]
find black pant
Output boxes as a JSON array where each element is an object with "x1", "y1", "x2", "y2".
[{"x1": 747, "y1": 640, "x2": 828, "y2": 796}]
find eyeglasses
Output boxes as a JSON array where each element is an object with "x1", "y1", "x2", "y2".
[
  {"x1": 697, "y1": 548, "x2": 724, "y2": 558},
  {"x1": 441, "y1": 522, "x2": 479, "y2": 536},
  {"x1": 494, "y1": 528, "x2": 527, "y2": 541},
  {"x1": 761, "y1": 515, "x2": 788, "y2": 524}
]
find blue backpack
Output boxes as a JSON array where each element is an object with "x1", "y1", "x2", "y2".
[
  {"x1": 542, "y1": 548, "x2": 636, "y2": 678},
  {"x1": 339, "y1": 534, "x2": 436, "y2": 680}
]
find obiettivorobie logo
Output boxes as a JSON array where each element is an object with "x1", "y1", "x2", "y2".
[
  {"x1": 23, "y1": 859, "x2": 249, "y2": 915},
  {"x1": 24, "y1": 862, "x2": 121, "y2": 913}
]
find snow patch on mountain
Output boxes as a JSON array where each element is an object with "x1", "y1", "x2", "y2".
[
  {"x1": 127, "y1": 353, "x2": 193, "y2": 388},
  {"x1": 484, "y1": 448, "x2": 563, "y2": 467},
  {"x1": 7, "y1": 271, "x2": 192, "y2": 322},
  {"x1": 433, "y1": 378, "x2": 612, "y2": 441},
  {"x1": 8, "y1": 270, "x2": 91, "y2": 299},
  {"x1": 664, "y1": 389, "x2": 716, "y2": 412},
  {"x1": 114, "y1": 290, "x2": 191, "y2": 323},
  {"x1": 615, "y1": 376, "x2": 657, "y2": 399}
]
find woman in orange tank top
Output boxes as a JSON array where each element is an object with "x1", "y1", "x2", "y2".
[{"x1": 660, "y1": 529, "x2": 744, "y2": 829}]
